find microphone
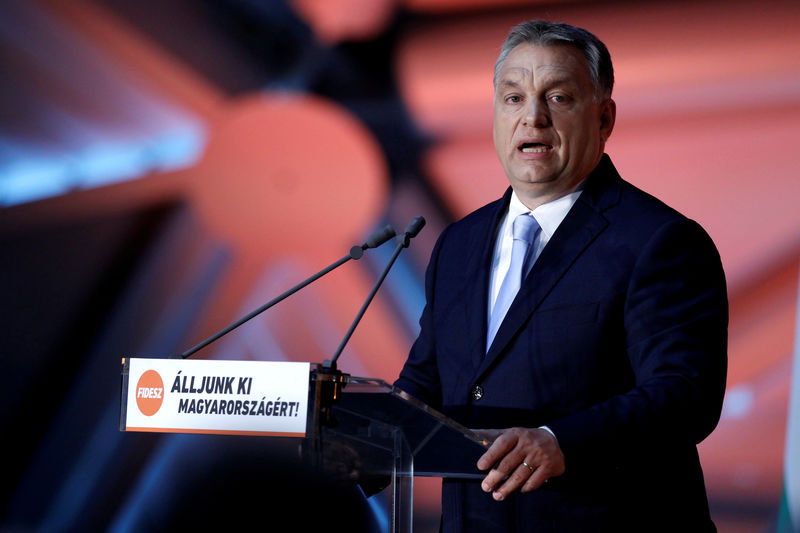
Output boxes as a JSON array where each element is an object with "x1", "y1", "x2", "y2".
[
  {"x1": 323, "y1": 216, "x2": 426, "y2": 371},
  {"x1": 177, "y1": 224, "x2": 397, "y2": 359},
  {"x1": 349, "y1": 224, "x2": 396, "y2": 260},
  {"x1": 400, "y1": 215, "x2": 426, "y2": 244}
]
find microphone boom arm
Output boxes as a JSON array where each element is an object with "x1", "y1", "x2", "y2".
[
  {"x1": 326, "y1": 240, "x2": 402, "y2": 370},
  {"x1": 324, "y1": 216, "x2": 426, "y2": 370},
  {"x1": 177, "y1": 225, "x2": 396, "y2": 359}
]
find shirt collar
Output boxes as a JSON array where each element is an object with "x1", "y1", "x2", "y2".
[{"x1": 508, "y1": 187, "x2": 583, "y2": 241}]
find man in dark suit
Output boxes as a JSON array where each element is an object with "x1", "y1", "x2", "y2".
[{"x1": 395, "y1": 20, "x2": 727, "y2": 532}]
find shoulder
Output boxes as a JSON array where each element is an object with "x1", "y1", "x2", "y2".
[
  {"x1": 586, "y1": 157, "x2": 712, "y2": 245},
  {"x1": 419, "y1": 192, "x2": 509, "y2": 285},
  {"x1": 620, "y1": 183, "x2": 718, "y2": 260},
  {"x1": 453, "y1": 192, "x2": 508, "y2": 232},
  {"x1": 583, "y1": 156, "x2": 684, "y2": 224},
  {"x1": 433, "y1": 191, "x2": 508, "y2": 251}
]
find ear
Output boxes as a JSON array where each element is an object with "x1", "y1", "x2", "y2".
[{"x1": 599, "y1": 98, "x2": 616, "y2": 142}]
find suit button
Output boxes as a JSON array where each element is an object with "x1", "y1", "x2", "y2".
[{"x1": 471, "y1": 386, "x2": 484, "y2": 401}]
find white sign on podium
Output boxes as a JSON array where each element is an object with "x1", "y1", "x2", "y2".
[{"x1": 121, "y1": 358, "x2": 310, "y2": 437}]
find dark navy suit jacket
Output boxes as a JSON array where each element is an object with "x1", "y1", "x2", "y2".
[{"x1": 395, "y1": 155, "x2": 728, "y2": 532}]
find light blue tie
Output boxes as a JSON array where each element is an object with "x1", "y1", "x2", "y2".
[{"x1": 486, "y1": 213, "x2": 539, "y2": 351}]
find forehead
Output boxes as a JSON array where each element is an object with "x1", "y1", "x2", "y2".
[{"x1": 496, "y1": 43, "x2": 591, "y2": 87}]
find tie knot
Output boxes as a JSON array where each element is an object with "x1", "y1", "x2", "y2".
[{"x1": 512, "y1": 213, "x2": 538, "y2": 243}]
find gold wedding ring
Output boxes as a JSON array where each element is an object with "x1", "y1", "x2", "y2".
[{"x1": 522, "y1": 461, "x2": 535, "y2": 472}]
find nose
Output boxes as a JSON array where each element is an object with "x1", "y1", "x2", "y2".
[{"x1": 522, "y1": 99, "x2": 550, "y2": 128}]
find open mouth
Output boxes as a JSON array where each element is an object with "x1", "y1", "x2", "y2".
[{"x1": 519, "y1": 142, "x2": 552, "y2": 153}]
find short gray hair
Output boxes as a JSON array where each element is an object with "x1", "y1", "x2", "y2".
[{"x1": 494, "y1": 20, "x2": 614, "y2": 101}]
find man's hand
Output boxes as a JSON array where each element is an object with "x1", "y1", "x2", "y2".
[{"x1": 474, "y1": 427, "x2": 565, "y2": 501}]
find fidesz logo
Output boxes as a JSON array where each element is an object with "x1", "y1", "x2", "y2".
[{"x1": 136, "y1": 370, "x2": 165, "y2": 416}]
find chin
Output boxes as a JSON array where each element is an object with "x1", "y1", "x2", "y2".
[{"x1": 516, "y1": 175, "x2": 558, "y2": 186}]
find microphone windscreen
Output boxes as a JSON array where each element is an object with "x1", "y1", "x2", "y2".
[
  {"x1": 404, "y1": 216, "x2": 426, "y2": 238},
  {"x1": 364, "y1": 225, "x2": 397, "y2": 249}
]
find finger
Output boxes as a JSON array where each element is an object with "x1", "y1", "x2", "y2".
[
  {"x1": 490, "y1": 462, "x2": 536, "y2": 501},
  {"x1": 480, "y1": 448, "x2": 526, "y2": 494},
  {"x1": 472, "y1": 428, "x2": 501, "y2": 441},
  {"x1": 480, "y1": 467, "x2": 507, "y2": 494},
  {"x1": 476, "y1": 432, "x2": 516, "y2": 470},
  {"x1": 521, "y1": 464, "x2": 550, "y2": 492},
  {"x1": 472, "y1": 429, "x2": 501, "y2": 449},
  {"x1": 492, "y1": 445, "x2": 527, "y2": 476}
]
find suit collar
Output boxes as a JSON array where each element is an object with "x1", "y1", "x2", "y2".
[{"x1": 575, "y1": 154, "x2": 623, "y2": 214}]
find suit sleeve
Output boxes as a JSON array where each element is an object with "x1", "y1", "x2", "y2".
[
  {"x1": 393, "y1": 225, "x2": 450, "y2": 409},
  {"x1": 546, "y1": 217, "x2": 728, "y2": 464}
]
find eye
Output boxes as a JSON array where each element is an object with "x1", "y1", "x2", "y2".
[
  {"x1": 548, "y1": 93, "x2": 569, "y2": 105},
  {"x1": 505, "y1": 94, "x2": 522, "y2": 104}
]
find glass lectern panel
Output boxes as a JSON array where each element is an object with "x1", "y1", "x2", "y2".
[{"x1": 313, "y1": 375, "x2": 488, "y2": 480}]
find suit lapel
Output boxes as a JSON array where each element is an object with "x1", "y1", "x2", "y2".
[
  {"x1": 463, "y1": 191, "x2": 510, "y2": 371},
  {"x1": 478, "y1": 156, "x2": 622, "y2": 376}
]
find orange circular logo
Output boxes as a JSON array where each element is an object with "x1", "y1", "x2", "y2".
[{"x1": 136, "y1": 370, "x2": 165, "y2": 416}]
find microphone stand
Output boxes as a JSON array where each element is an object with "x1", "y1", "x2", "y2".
[
  {"x1": 313, "y1": 216, "x2": 426, "y2": 427},
  {"x1": 176, "y1": 225, "x2": 396, "y2": 359}
]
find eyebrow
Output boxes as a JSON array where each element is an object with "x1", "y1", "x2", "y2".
[
  {"x1": 496, "y1": 79, "x2": 522, "y2": 91},
  {"x1": 496, "y1": 75, "x2": 577, "y2": 92}
]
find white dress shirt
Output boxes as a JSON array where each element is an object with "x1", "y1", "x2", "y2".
[{"x1": 488, "y1": 189, "x2": 583, "y2": 320}]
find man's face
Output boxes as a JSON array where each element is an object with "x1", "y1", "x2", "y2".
[{"x1": 493, "y1": 43, "x2": 615, "y2": 207}]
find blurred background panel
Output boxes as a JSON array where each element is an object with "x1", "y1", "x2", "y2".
[{"x1": 1, "y1": 0, "x2": 798, "y2": 531}]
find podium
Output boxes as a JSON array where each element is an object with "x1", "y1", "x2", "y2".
[
  {"x1": 309, "y1": 369, "x2": 489, "y2": 533},
  {"x1": 121, "y1": 358, "x2": 489, "y2": 533}
]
